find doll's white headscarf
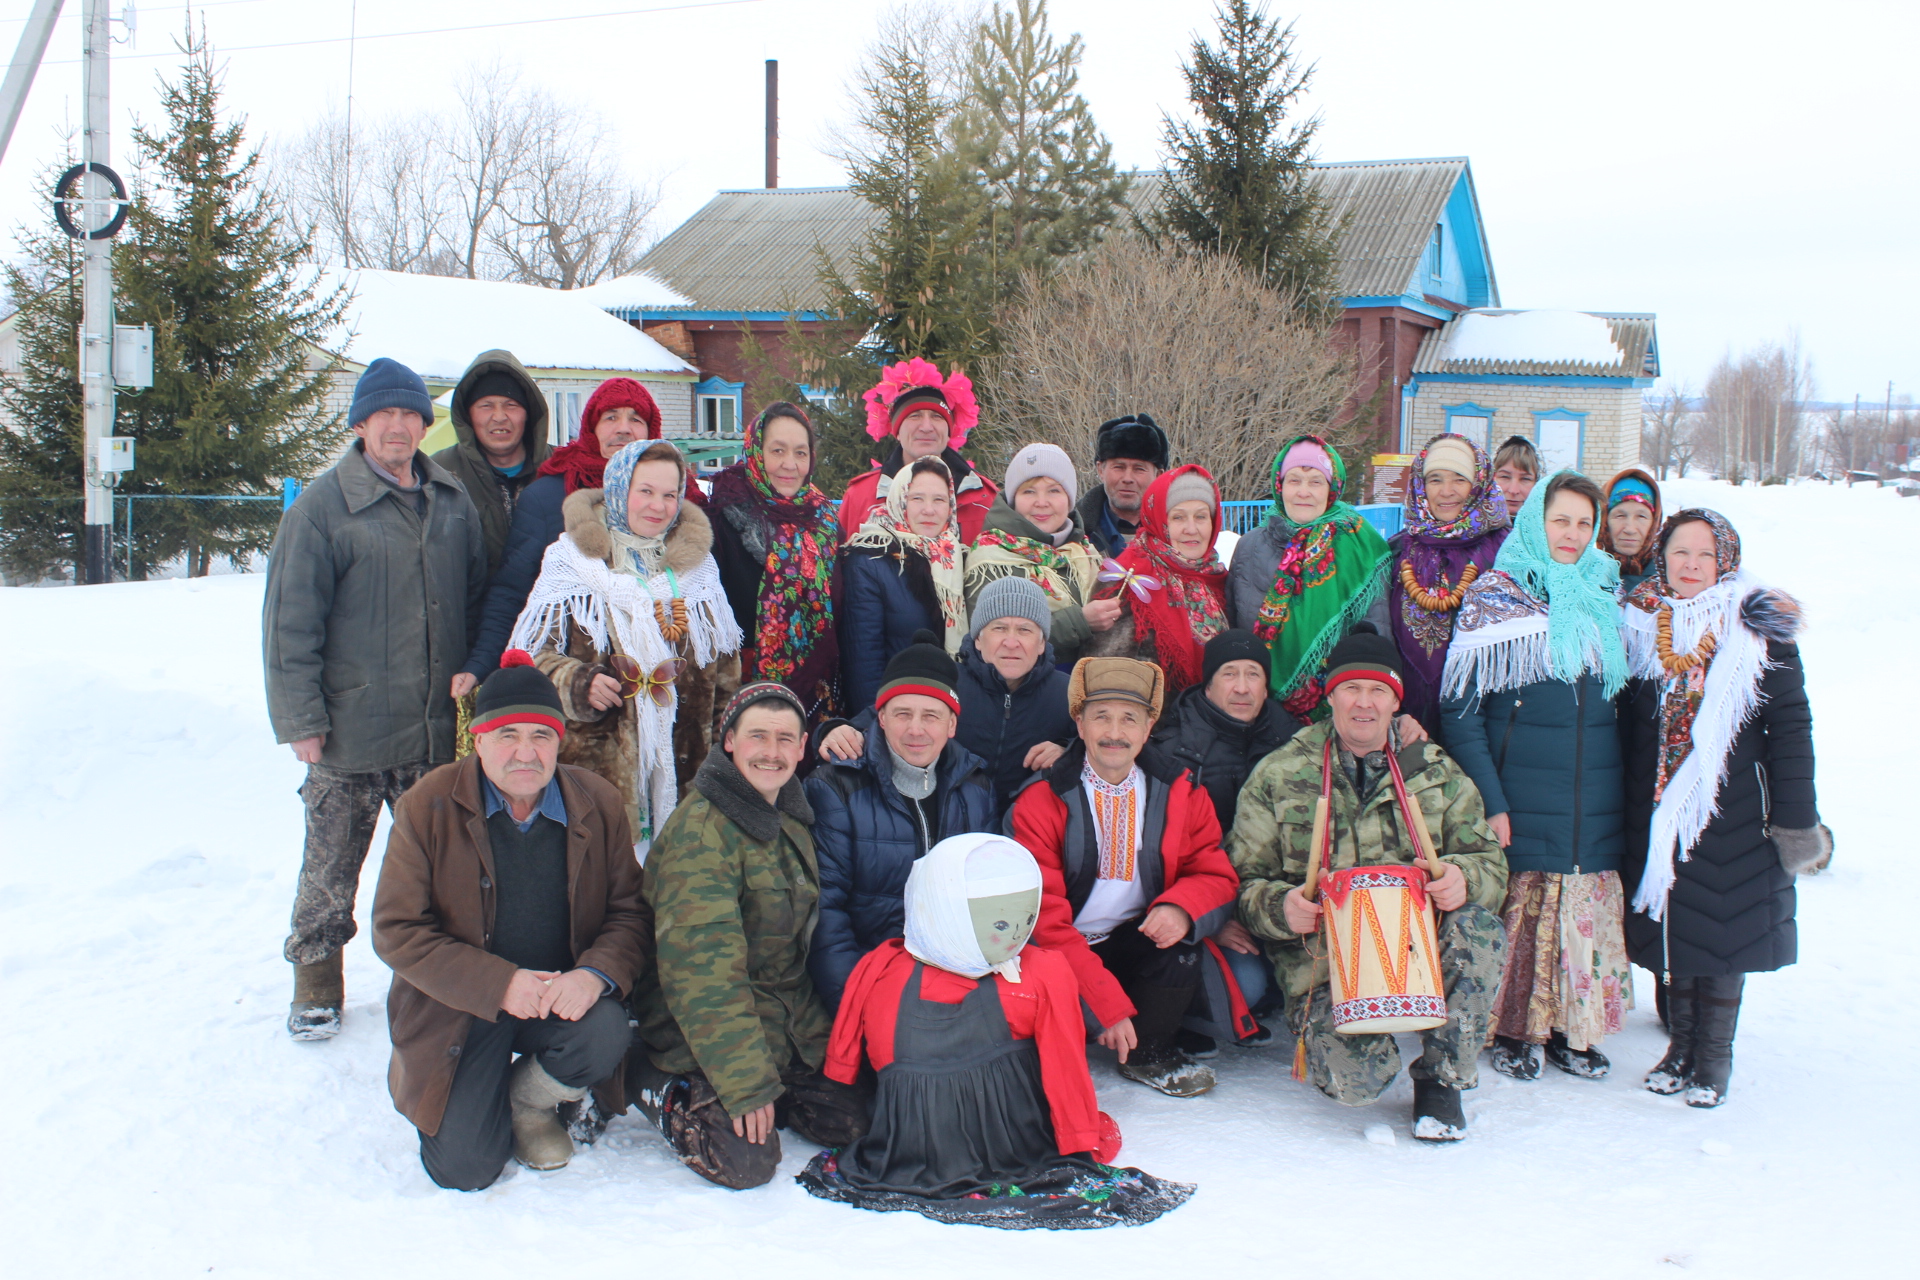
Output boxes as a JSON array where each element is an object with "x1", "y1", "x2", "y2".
[{"x1": 904, "y1": 833, "x2": 1043, "y2": 983}]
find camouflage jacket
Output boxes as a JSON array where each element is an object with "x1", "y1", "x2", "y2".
[
  {"x1": 633, "y1": 750, "x2": 831, "y2": 1119},
  {"x1": 1226, "y1": 721, "x2": 1507, "y2": 1004}
]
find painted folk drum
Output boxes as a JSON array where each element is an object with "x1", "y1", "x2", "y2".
[{"x1": 1320, "y1": 864, "x2": 1448, "y2": 1034}]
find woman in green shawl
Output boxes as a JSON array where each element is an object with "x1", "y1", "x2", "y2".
[{"x1": 1226, "y1": 435, "x2": 1392, "y2": 721}]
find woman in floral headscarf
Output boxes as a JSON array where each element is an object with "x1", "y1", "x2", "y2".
[
  {"x1": 708, "y1": 402, "x2": 841, "y2": 721},
  {"x1": 1384, "y1": 433, "x2": 1511, "y2": 733},
  {"x1": 1619, "y1": 509, "x2": 1823, "y2": 1109},
  {"x1": 510, "y1": 439, "x2": 743, "y2": 854},
  {"x1": 1084, "y1": 464, "x2": 1230, "y2": 700},
  {"x1": 1226, "y1": 435, "x2": 1392, "y2": 721},
  {"x1": 839, "y1": 456, "x2": 969, "y2": 709},
  {"x1": 1439, "y1": 471, "x2": 1630, "y2": 1085}
]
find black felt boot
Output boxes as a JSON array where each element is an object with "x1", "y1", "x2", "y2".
[
  {"x1": 1686, "y1": 975, "x2": 1745, "y2": 1108},
  {"x1": 1645, "y1": 977, "x2": 1698, "y2": 1095},
  {"x1": 1117, "y1": 986, "x2": 1215, "y2": 1097},
  {"x1": 1545, "y1": 1030, "x2": 1611, "y2": 1080},
  {"x1": 1490, "y1": 1035, "x2": 1541, "y2": 1081},
  {"x1": 1411, "y1": 1079, "x2": 1467, "y2": 1142}
]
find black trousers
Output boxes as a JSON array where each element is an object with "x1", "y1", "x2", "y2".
[
  {"x1": 419, "y1": 996, "x2": 631, "y2": 1192},
  {"x1": 1091, "y1": 917, "x2": 1203, "y2": 1050}
]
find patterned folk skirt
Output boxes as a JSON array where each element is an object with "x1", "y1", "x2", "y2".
[{"x1": 1491, "y1": 870, "x2": 1634, "y2": 1051}]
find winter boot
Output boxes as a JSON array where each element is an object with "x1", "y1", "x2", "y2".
[
  {"x1": 1489, "y1": 1035, "x2": 1541, "y2": 1081},
  {"x1": 1175, "y1": 1029, "x2": 1220, "y2": 1059},
  {"x1": 559, "y1": 1091, "x2": 608, "y2": 1147},
  {"x1": 509, "y1": 1055, "x2": 588, "y2": 1171},
  {"x1": 287, "y1": 951, "x2": 344, "y2": 1041},
  {"x1": 1118, "y1": 1048, "x2": 1217, "y2": 1097},
  {"x1": 1411, "y1": 1079, "x2": 1468, "y2": 1143},
  {"x1": 1235, "y1": 1021, "x2": 1276, "y2": 1049},
  {"x1": 1545, "y1": 1030, "x2": 1611, "y2": 1080},
  {"x1": 1685, "y1": 975, "x2": 1744, "y2": 1109},
  {"x1": 1645, "y1": 978, "x2": 1699, "y2": 1095}
]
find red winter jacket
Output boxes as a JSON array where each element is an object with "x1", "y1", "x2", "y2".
[
  {"x1": 836, "y1": 445, "x2": 999, "y2": 544},
  {"x1": 1010, "y1": 742, "x2": 1239, "y2": 1029}
]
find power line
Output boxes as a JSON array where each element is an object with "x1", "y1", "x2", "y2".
[{"x1": 38, "y1": 0, "x2": 770, "y2": 62}]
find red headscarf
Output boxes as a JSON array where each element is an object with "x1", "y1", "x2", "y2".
[
  {"x1": 535, "y1": 377, "x2": 699, "y2": 503},
  {"x1": 1097, "y1": 464, "x2": 1229, "y2": 694}
]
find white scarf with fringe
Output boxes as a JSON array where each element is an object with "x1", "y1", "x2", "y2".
[
  {"x1": 508, "y1": 530, "x2": 742, "y2": 851},
  {"x1": 1620, "y1": 568, "x2": 1772, "y2": 921}
]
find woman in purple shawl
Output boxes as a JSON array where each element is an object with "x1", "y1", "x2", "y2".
[{"x1": 1383, "y1": 433, "x2": 1510, "y2": 731}]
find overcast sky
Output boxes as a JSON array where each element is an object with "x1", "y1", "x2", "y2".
[{"x1": 2, "y1": 0, "x2": 1913, "y2": 404}]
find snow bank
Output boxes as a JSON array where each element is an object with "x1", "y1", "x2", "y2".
[
  {"x1": 1443, "y1": 309, "x2": 1623, "y2": 368},
  {"x1": 325, "y1": 268, "x2": 697, "y2": 381},
  {"x1": 0, "y1": 480, "x2": 1912, "y2": 1276}
]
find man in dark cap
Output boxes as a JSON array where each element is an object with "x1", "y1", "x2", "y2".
[
  {"x1": 433, "y1": 349, "x2": 552, "y2": 577},
  {"x1": 805, "y1": 633, "x2": 997, "y2": 1009},
  {"x1": 1226, "y1": 629, "x2": 1508, "y2": 1143},
  {"x1": 370, "y1": 653, "x2": 648, "y2": 1190},
  {"x1": 1077, "y1": 413, "x2": 1170, "y2": 556}
]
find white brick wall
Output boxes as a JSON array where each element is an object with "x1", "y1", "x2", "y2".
[{"x1": 1406, "y1": 380, "x2": 1642, "y2": 480}]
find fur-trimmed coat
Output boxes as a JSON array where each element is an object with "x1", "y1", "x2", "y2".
[{"x1": 530, "y1": 489, "x2": 742, "y2": 843}]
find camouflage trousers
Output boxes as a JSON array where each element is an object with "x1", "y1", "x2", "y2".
[
  {"x1": 283, "y1": 762, "x2": 432, "y2": 966},
  {"x1": 1295, "y1": 903, "x2": 1505, "y2": 1105}
]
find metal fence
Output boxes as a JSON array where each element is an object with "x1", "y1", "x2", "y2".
[{"x1": 1220, "y1": 500, "x2": 1405, "y2": 540}]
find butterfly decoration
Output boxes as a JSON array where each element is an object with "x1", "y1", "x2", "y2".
[
  {"x1": 1097, "y1": 557, "x2": 1162, "y2": 603},
  {"x1": 607, "y1": 654, "x2": 686, "y2": 707}
]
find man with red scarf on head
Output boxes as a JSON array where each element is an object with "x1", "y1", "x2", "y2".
[
  {"x1": 458, "y1": 378, "x2": 704, "y2": 690},
  {"x1": 837, "y1": 358, "x2": 1000, "y2": 544}
]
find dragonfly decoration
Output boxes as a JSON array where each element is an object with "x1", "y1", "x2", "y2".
[
  {"x1": 607, "y1": 655, "x2": 686, "y2": 707},
  {"x1": 1097, "y1": 557, "x2": 1162, "y2": 603}
]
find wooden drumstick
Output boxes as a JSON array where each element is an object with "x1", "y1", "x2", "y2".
[
  {"x1": 1302, "y1": 796, "x2": 1330, "y2": 902},
  {"x1": 1409, "y1": 802, "x2": 1445, "y2": 879}
]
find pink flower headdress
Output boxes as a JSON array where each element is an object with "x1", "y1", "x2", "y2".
[{"x1": 862, "y1": 357, "x2": 978, "y2": 448}]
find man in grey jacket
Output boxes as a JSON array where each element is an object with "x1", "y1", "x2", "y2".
[{"x1": 264, "y1": 357, "x2": 489, "y2": 1041}]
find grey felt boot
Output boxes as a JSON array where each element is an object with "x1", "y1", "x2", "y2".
[
  {"x1": 1646, "y1": 978, "x2": 1698, "y2": 1095},
  {"x1": 510, "y1": 1055, "x2": 589, "y2": 1170},
  {"x1": 1685, "y1": 975, "x2": 1745, "y2": 1108},
  {"x1": 287, "y1": 952, "x2": 344, "y2": 1041}
]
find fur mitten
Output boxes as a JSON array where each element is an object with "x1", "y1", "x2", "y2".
[{"x1": 1772, "y1": 823, "x2": 1833, "y2": 875}]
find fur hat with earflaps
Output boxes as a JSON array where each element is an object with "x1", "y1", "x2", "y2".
[{"x1": 1068, "y1": 656, "x2": 1164, "y2": 721}]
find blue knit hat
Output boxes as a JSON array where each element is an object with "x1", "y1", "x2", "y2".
[{"x1": 349, "y1": 357, "x2": 434, "y2": 427}]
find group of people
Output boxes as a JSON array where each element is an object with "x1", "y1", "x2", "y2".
[{"x1": 261, "y1": 350, "x2": 1828, "y2": 1228}]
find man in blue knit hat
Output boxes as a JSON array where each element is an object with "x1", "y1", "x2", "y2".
[{"x1": 264, "y1": 357, "x2": 490, "y2": 1041}]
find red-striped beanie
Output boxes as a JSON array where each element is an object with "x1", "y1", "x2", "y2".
[{"x1": 469, "y1": 650, "x2": 567, "y2": 737}]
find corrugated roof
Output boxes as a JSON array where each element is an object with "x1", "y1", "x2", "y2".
[
  {"x1": 636, "y1": 159, "x2": 1489, "y2": 313},
  {"x1": 1412, "y1": 310, "x2": 1660, "y2": 378},
  {"x1": 633, "y1": 188, "x2": 880, "y2": 312}
]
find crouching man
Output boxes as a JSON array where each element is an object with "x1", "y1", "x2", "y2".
[
  {"x1": 1011, "y1": 657, "x2": 1240, "y2": 1098},
  {"x1": 629, "y1": 683, "x2": 869, "y2": 1189},
  {"x1": 1226, "y1": 631, "x2": 1507, "y2": 1142},
  {"x1": 371, "y1": 653, "x2": 647, "y2": 1190}
]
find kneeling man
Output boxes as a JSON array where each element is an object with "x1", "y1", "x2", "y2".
[
  {"x1": 1227, "y1": 630, "x2": 1507, "y2": 1141},
  {"x1": 1011, "y1": 657, "x2": 1239, "y2": 1098},
  {"x1": 372, "y1": 652, "x2": 646, "y2": 1190},
  {"x1": 629, "y1": 683, "x2": 868, "y2": 1189}
]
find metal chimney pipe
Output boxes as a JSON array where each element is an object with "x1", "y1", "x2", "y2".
[{"x1": 764, "y1": 59, "x2": 777, "y2": 189}]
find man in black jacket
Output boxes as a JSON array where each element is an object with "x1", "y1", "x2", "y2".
[
  {"x1": 1150, "y1": 630, "x2": 1298, "y2": 1051},
  {"x1": 1074, "y1": 414, "x2": 1168, "y2": 557}
]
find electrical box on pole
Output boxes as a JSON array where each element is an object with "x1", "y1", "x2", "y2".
[{"x1": 112, "y1": 323, "x2": 151, "y2": 387}]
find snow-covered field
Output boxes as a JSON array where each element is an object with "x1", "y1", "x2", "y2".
[{"x1": 2, "y1": 479, "x2": 1913, "y2": 1278}]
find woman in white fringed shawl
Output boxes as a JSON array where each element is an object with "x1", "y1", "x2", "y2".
[
  {"x1": 1620, "y1": 508, "x2": 1825, "y2": 1109},
  {"x1": 511, "y1": 439, "x2": 743, "y2": 854}
]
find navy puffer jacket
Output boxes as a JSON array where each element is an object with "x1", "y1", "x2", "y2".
[
  {"x1": 803, "y1": 732, "x2": 996, "y2": 1008},
  {"x1": 838, "y1": 547, "x2": 945, "y2": 710},
  {"x1": 461, "y1": 473, "x2": 567, "y2": 678},
  {"x1": 1439, "y1": 673, "x2": 1626, "y2": 876}
]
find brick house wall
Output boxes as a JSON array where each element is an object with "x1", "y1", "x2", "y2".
[{"x1": 1405, "y1": 379, "x2": 1642, "y2": 480}]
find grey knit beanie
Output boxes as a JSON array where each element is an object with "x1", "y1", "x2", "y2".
[
  {"x1": 1003, "y1": 442, "x2": 1078, "y2": 506},
  {"x1": 970, "y1": 575, "x2": 1053, "y2": 639},
  {"x1": 1164, "y1": 469, "x2": 1216, "y2": 513}
]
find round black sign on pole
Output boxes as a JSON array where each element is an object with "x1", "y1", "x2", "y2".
[{"x1": 52, "y1": 162, "x2": 131, "y2": 240}]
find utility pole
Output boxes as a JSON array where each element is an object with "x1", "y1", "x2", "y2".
[
  {"x1": 764, "y1": 59, "x2": 778, "y2": 189},
  {"x1": 80, "y1": 0, "x2": 115, "y2": 584},
  {"x1": 0, "y1": 0, "x2": 65, "y2": 165}
]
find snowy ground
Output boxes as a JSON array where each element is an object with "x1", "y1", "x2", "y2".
[{"x1": 2, "y1": 479, "x2": 1913, "y2": 1278}]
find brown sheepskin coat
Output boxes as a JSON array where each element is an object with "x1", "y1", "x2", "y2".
[{"x1": 530, "y1": 488, "x2": 742, "y2": 841}]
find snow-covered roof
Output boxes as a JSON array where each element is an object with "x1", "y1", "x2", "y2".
[
  {"x1": 1413, "y1": 309, "x2": 1659, "y2": 378},
  {"x1": 323, "y1": 268, "x2": 697, "y2": 381},
  {"x1": 567, "y1": 270, "x2": 694, "y2": 312}
]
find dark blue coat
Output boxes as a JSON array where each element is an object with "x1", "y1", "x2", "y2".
[
  {"x1": 1439, "y1": 673, "x2": 1625, "y2": 876},
  {"x1": 838, "y1": 547, "x2": 944, "y2": 710},
  {"x1": 803, "y1": 732, "x2": 995, "y2": 1008},
  {"x1": 462, "y1": 472, "x2": 567, "y2": 679},
  {"x1": 955, "y1": 635, "x2": 1074, "y2": 821}
]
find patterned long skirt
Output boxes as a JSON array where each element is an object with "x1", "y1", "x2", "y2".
[{"x1": 1490, "y1": 870, "x2": 1634, "y2": 1050}]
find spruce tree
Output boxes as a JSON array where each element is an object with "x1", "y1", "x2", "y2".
[
  {"x1": 113, "y1": 29, "x2": 349, "y2": 576},
  {"x1": 954, "y1": 0, "x2": 1128, "y2": 301},
  {"x1": 0, "y1": 187, "x2": 90, "y2": 583},
  {"x1": 1154, "y1": 0, "x2": 1343, "y2": 315}
]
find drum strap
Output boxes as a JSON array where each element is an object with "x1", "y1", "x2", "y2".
[{"x1": 1383, "y1": 744, "x2": 1442, "y2": 877}]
